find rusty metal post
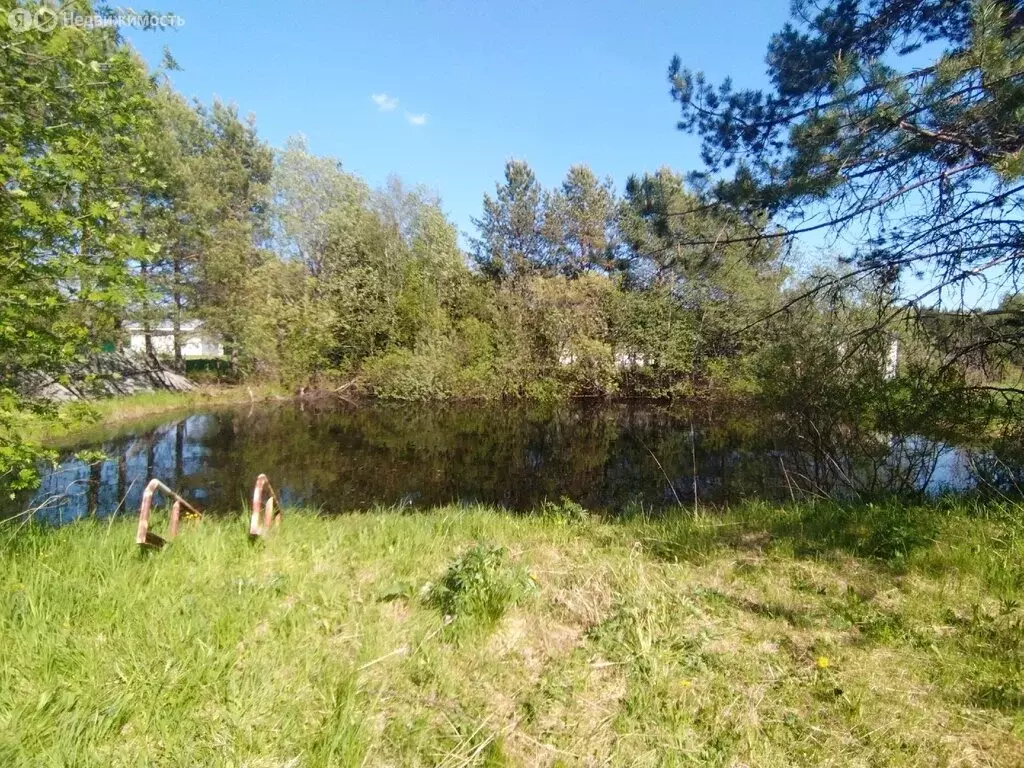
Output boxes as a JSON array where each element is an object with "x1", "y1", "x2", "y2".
[
  {"x1": 250, "y1": 474, "x2": 267, "y2": 537},
  {"x1": 264, "y1": 496, "x2": 274, "y2": 530},
  {"x1": 250, "y1": 473, "x2": 282, "y2": 538},
  {"x1": 169, "y1": 500, "x2": 182, "y2": 539},
  {"x1": 136, "y1": 479, "x2": 158, "y2": 547},
  {"x1": 136, "y1": 478, "x2": 200, "y2": 549}
]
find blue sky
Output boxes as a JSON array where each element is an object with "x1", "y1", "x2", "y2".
[{"x1": 126, "y1": 0, "x2": 791, "y2": 242}]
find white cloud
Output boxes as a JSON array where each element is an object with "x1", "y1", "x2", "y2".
[
  {"x1": 405, "y1": 112, "x2": 428, "y2": 127},
  {"x1": 371, "y1": 93, "x2": 399, "y2": 111}
]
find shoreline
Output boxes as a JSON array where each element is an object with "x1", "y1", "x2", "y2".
[{"x1": 23, "y1": 385, "x2": 285, "y2": 446}]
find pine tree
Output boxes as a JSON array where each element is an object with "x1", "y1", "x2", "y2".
[
  {"x1": 542, "y1": 165, "x2": 619, "y2": 277},
  {"x1": 471, "y1": 160, "x2": 547, "y2": 282}
]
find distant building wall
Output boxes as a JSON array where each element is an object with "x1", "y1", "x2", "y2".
[
  {"x1": 837, "y1": 337, "x2": 900, "y2": 380},
  {"x1": 126, "y1": 321, "x2": 223, "y2": 359},
  {"x1": 884, "y1": 338, "x2": 899, "y2": 380},
  {"x1": 557, "y1": 349, "x2": 651, "y2": 367}
]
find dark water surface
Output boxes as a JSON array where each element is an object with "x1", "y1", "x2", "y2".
[{"x1": 11, "y1": 401, "x2": 1022, "y2": 523}]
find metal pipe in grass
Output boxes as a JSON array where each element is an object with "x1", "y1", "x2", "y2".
[
  {"x1": 249, "y1": 473, "x2": 282, "y2": 539},
  {"x1": 136, "y1": 478, "x2": 200, "y2": 549}
]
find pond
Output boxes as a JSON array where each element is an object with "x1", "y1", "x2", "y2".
[{"x1": 10, "y1": 400, "x2": 1022, "y2": 524}]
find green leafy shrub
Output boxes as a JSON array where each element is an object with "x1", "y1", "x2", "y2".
[
  {"x1": 361, "y1": 347, "x2": 452, "y2": 400},
  {"x1": 558, "y1": 337, "x2": 619, "y2": 396},
  {"x1": 448, "y1": 362, "x2": 501, "y2": 399},
  {"x1": 539, "y1": 496, "x2": 590, "y2": 525},
  {"x1": 425, "y1": 543, "x2": 535, "y2": 628},
  {"x1": 521, "y1": 377, "x2": 568, "y2": 403}
]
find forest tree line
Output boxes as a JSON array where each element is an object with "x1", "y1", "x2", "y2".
[
  {"x1": 0, "y1": 26, "x2": 901, "y2": 403},
  {"x1": 0, "y1": 4, "x2": 797, "y2": 404}
]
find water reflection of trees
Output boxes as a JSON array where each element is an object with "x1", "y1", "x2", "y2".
[
  {"x1": 12, "y1": 401, "x2": 1022, "y2": 522},
  {"x1": 769, "y1": 412, "x2": 953, "y2": 500},
  {"x1": 957, "y1": 427, "x2": 1024, "y2": 498},
  {"x1": 15, "y1": 416, "x2": 213, "y2": 523}
]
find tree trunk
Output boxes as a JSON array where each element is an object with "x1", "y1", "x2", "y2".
[
  {"x1": 113, "y1": 317, "x2": 124, "y2": 352},
  {"x1": 172, "y1": 257, "x2": 184, "y2": 371},
  {"x1": 140, "y1": 261, "x2": 154, "y2": 356},
  {"x1": 174, "y1": 420, "x2": 185, "y2": 488},
  {"x1": 87, "y1": 459, "x2": 101, "y2": 517},
  {"x1": 146, "y1": 434, "x2": 155, "y2": 480},
  {"x1": 117, "y1": 444, "x2": 127, "y2": 506},
  {"x1": 226, "y1": 335, "x2": 238, "y2": 375}
]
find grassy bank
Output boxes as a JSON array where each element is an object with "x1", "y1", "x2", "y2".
[
  {"x1": 2, "y1": 501, "x2": 1023, "y2": 766},
  {"x1": 17, "y1": 385, "x2": 287, "y2": 446}
]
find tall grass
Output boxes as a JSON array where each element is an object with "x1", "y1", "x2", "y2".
[{"x1": 1, "y1": 502, "x2": 1022, "y2": 765}]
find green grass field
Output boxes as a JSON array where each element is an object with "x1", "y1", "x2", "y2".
[{"x1": 2, "y1": 501, "x2": 1023, "y2": 766}]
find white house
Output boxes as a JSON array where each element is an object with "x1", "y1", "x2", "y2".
[
  {"x1": 557, "y1": 348, "x2": 651, "y2": 367},
  {"x1": 126, "y1": 320, "x2": 223, "y2": 359},
  {"x1": 884, "y1": 337, "x2": 899, "y2": 380},
  {"x1": 837, "y1": 336, "x2": 900, "y2": 380}
]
